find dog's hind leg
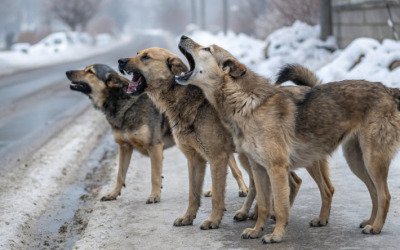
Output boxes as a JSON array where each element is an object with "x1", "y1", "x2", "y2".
[
  {"x1": 146, "y1": 142, "x2": 164, "y2": 204},
  {"x1": 343, "y1": 136, "x2": 378, "y2": 229},
  {"x1": 234, "y1": 153, "x2": 256, "y2": 221},
  {"x1": 174, "y1": 150, "x2": 207, "y2": 227},
  {"x1": 228, "y1": 153, "x2": 249, "y2": 197},
  {"x1": 306, "y1": 158, "x2": 334, "y2": 226},
  {"x1": 101, "y1": 143, "x2": 134, "y2": 201},
  {"x1": 200, "y1": 153, "x2": 229, "y2": 230}
]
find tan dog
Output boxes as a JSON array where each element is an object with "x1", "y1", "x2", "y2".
[
  {"x1": 118, "y1": 48, "x2": 251, "y2": 229},
  {"x1": 117, "y1": 48, "x2": 329, "y2": 230},
  {"x1": 66, "y1": 64, "x2": 174, "y2": 204},
  {"x1": 175, "y1": 36, "x2": 400, "y2": 244}
]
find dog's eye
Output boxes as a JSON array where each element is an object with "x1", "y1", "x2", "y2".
[
  {"x1": 141, "y1": 55, "x2": 150, "y2": 60},
  {"x1": 203, "y1": 48, "x2": 210, "y2": 52},
  {"x1": 87, "y1": 69, "x2": 94, "y2": 74}
]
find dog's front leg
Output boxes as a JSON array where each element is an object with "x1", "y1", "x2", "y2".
[
  {"x1": 146, "y1": 142, "x2": 164, "y2": 204},
  {"x1": 101, "y1": 143, "x2": 133, "y2": 201},
  {"x1": 261, "y1": 160, "x2": 290, "y2": 244},
  {"x1": 174, "y1": 151, "x2": 207, "y2": 226},
  {"x1": 199, "y1": 154, "x2": 229, "y2": 230},
  {"x1": 241, "y1": 157, "x2": 272, "y2": 239}
]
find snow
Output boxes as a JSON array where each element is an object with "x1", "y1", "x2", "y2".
[
  {"x1": 184, "y1": 21, "x2": 339, "y2": 78},
  {"x1": 185, "y1": 21, "x2": 400, "y2": 87},
  {"x1": 317, "y1": 38, "x2": 400, "y2": 87},
  {"x1": 0, "y1": 32, "x2": 132, "y2": 76}
]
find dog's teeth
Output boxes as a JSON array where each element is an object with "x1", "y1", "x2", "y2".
[{"x1": 180, "y1": 72, "x2": 185, "y2": 76}]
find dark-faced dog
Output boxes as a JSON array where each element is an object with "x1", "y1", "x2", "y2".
[{"x1": 66, "y1": 64, "x2": 174, "y2": 203}]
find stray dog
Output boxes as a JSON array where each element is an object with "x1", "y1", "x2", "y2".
[
  {"x1": 117, "y1": 48, "x2": 309, "y2": 229},
  {"x1": 176, "y1": 36, "x2": 400, "y2": 243},
  {"x1": 66, "y1": 64, "x2": 174, "y2": 204}
]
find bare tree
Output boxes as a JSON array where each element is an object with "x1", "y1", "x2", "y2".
[{"x1": 50, "y1": 0, "x2": 102, "y2": 31}]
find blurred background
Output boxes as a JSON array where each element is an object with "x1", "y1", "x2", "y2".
[{"x1": 2, "y1": 1, "x2": 400, "y2": 249}]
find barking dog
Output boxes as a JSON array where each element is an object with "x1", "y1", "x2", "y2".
[
  {"x1": 66, "y1": 64, "x2": 174, "y2": 204},
  {"x1": 117, "y1": 48, "x2": 322, "y2": 230},
  {"x1": 175, "y1": 36, "x2": 400, "y2": 244}
]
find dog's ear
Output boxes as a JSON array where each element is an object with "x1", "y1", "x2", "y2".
[
  {"x1": 105, "y1": 72, "x2": 129, "y2": 88},
  {"x1": 222, "y1": 57, "x2": 246, "y2": 78},
  {"x1": 167, "y1": 57, "x2": 188, "y2": 75}
]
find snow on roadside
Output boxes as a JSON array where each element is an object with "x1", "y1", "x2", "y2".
[
  {"x1": 0, "y1": 108, "x2": 111, "y2": 249},
  {"x1": 0, "y1": 34, "x2": 132, "y2": 77},
  {"x1": 184, "y1": 21, "x2": 339, "y2": 78}
]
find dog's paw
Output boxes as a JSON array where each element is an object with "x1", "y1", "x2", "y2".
[
  {"x1": 100, "y1": 195, "x2": 117, "y2": 201},
  {"x1": 261, "y1": 233, "x2": 283, "y2": 244},
  {"x1": 241, "y1": 228, "x2": 261, "y2": 239},
  {"x1": 309, "y1": 217, "x2": 328, "y2": 227},
  {"x1": 239, "y1": 187, "x2": 249, "y2": 197},
  {"x1": 200, "y1": 220, "x2": 220, "y2": 230},
  {"x1": 100, "y1": 191, "x2": 120, "y2": 201},
  {"x1": 361, "y1": 225, "x2": 381, "y2": 235},
  {"x1": 204, "y1": 187, "x2": 212, "y2": 197},
  {"x1": 146, "y1": 195, "x2": 160, "y2": 204},
  {"x1": 233, "y1": 210, "x2": 249, "y2": 221},
  {"x1": 359, "y1": 219, "x2": 372, "y2": 228},
  {"x1": 249, "y1": 211, "x2": 258, "y2": 220},
  {"x1": 173, "y1": 215, "x2": 195, "y2": 226}
]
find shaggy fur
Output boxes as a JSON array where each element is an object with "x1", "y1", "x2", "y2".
[
  {"x1": 118, "y1": 48, "x2": 254, "y2": 230},
  {"x1": 66, "y1": 64, "x2": 174, "y2": 204},
  {"x1": 176, "y1": 36, "x2": 400, "y2": 244}
]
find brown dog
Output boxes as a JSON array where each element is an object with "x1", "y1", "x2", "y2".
[
  {"x1": 175, "y1": 36, "x2": 400, "y2": 243},
  {"x1": 117, "y1": 48, "x2": 330, "y2": 230},
  {"x1": 66, "y1": 64, "x2": 174, "y2": 204}
]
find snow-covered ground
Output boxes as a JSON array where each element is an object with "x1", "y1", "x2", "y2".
[{"x1": 0, "y1": 32, "x2": 132, "y2": 76}]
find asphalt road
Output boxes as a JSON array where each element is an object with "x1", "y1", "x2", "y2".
[{"x1": 0, "y1": 33, "x2": 178, "y2": 172}]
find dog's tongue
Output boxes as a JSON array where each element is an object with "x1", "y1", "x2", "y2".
[{"x1": 127, "y1": 74, "x2": 142, "y2": 93}]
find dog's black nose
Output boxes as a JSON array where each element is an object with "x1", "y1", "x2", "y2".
[
  {"x1": 66, "y1": 71, "x2": 72, "y2": 77},
  {"x1": 181, "y1": 35, "x2": 189, "y2": 40},
  {"x1": 118, "y1": 58, "x2": 128, "y2": 66}
]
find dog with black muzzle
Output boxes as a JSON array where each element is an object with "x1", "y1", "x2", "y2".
[{"x1": 66, "y1": 64, "x2": 175, "y2": 204}]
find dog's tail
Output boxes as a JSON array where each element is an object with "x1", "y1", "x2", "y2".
[{"x1": 276, "y1": 64, "x2": 321, "y2": 88}]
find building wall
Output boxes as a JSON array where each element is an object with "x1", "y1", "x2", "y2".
[{"x1": 332, "y1": 0, "x2": 400, "y2": 48}]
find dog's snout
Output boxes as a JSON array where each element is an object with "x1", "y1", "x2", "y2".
[
  {"x1": 118, "y1": 58, "x2": 128, "y2": 67},
  {"x1": 66, "y1": 71, "x2": 72, "y2": 77},
  {"x1": 181, "y1": 35, "x2": 189, "y2": 40}
]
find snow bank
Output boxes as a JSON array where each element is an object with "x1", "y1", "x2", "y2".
[
  {"x1": 0, "y1": 33, "x2": 132, "y2": 76},
  {"x1": 183, "y1": 21, "x2": 339, "y2": 78},
  {"x1": 317, "y1": 38, "x2": 400, "y2": 87}
]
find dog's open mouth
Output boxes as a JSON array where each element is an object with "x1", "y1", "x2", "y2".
[
  {"x1": 176, "y1": 46, "x2": 195, "y2": 83},
  {"x1": 127, "y1": 73, "x2": 144, "y2": 94},
  {"x1": 119, "y1": 69, "x2": 147, "y2": 95},
  {"x1": 70, "y1": 82, "x2": 90, "y2": 94}
]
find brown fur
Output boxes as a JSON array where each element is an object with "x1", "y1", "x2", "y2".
[
  {"x1": 66, "y1": 64, "x2": 174, "y2": 204},
  {"x1": 176, "y1": 37, "x2": 400, "y2": 243},
  {"x1": 118, "y1": 48, "x2": 253, "y2": 229}
]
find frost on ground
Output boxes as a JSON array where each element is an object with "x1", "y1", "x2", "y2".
[
  {"x1": 0, "y1": 108, "x2": 112, "y2": 249},
  {"x1": 0, "y1": 33, "x2": 132, "y2": 76}
]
